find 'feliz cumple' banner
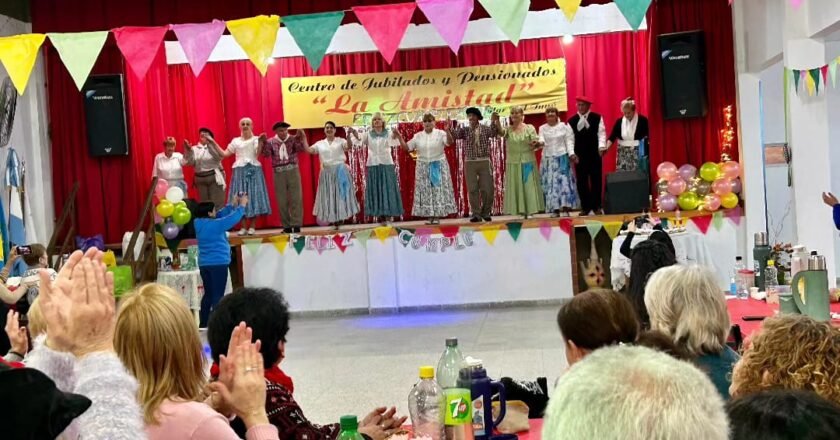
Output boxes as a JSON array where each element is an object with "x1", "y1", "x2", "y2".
[{"x1": 281, "y1": 58, "x2": 567, "y2": 128}]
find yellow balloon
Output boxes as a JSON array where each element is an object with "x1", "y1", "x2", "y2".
[
  {"x1": 156, "y1": 200, "x2": 175, "y2": 218},
  {"x1": 720, "y1": 192, "x2": 739, "y2": 209}
]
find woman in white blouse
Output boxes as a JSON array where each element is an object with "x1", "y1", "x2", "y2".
[
  {"x1": 539, "y1": 107, "x2": 580, "y2": 216},
  {"x1": 219, "y1": 117, "x2": 271, "y2": 236},
  {"x1": 308, "y1": 121, "x2": 360, "y2": 227},
  {"x1": 397, "y1": 113, "x2": 456, "y2": 224},
  {"x1": 152, "y1": 137, "x2": 188, "y2": 193},
  {"x1": 348, "y1": 112, "x2": 403, "y2": 223}
]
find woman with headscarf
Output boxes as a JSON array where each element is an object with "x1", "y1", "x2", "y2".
[
  {"x1": 219, "y1": 117, "x2": 272, "y2": 236},
  {"x1": 607, "y1": 97, "x2": 650, "y2": 172},
  {"x1": 348, "y1": 113, "x2": 403, "y2": 223}
]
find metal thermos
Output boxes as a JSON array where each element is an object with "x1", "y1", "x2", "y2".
[
  {"x1": 808, "y1": 251, "x2": 827, "y2": 270},
  {"x1": 753, "y1": 232, "x2": 771, "y2": 291}
]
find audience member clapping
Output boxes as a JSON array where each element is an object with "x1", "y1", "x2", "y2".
[
  {"x1": 3, "y1": 297, "x2": 45, "y2": 362},
  {"x1": 727, "y1": 389, "x2": 840, "y2": 440},
  {"x1": 730, "y1": 314, "x2": 840, "y2": 406},
  {"x1": 645, "y1": 264, "x2": 739, "y2": 399},
  {"x1": 542, "y1": 345, "x2": 728, "y2": 440}
]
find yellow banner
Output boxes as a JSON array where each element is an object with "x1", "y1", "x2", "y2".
[{"x1": 281, "y1": 58, "x2": 567, "y2": 128}]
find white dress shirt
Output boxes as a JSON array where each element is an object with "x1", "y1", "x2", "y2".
[
  {"x1": 407, "y1": 129, "x2": 450, "y2": 162},
  {"x1": 313, "y1": 137, "x2": 348, "y2": 166},
  {"x1": 363, "y1": 131, "x2": 395, "y2": 166},
  {"x1": 152, "y1": 152, "x2": 186, "y2": 181},
  {"x1": 187, "y1": 144, "x2": 223, "y2": 173},
  {"x1": 228, "y1": 136, "x2": 261, "y2": 168},
  {"x1": 576, "y1": 112, "x2": 608, "y2": 151},
  {"x1": 539, "y1": 123, "x2": 575, "y2": 157}
]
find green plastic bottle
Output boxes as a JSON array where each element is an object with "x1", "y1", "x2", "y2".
[{"x1": 338, "y1": 415, "x2": 365, "y2": 440}]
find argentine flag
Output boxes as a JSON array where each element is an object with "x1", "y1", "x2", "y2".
[{"x1": 5, "y1": 149, "x2": 35, "y2": 248}]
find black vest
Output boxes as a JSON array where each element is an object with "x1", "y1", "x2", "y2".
[{"x1": 569, "y1": 112, "x2": 602, "y2": 157}]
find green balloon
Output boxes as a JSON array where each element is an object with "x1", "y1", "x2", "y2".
[
  {"x1": 699, "y1": 162, "x2": 721, "y2": 182},
  {"x1": 172, "y1": 207, "x2": 192, "y2": 226},
  {"x1": 175, "y1": 201, "x2": 188, "y2": 209},
  {"x1": 678, "y1": 191, "x2": 701, "y2": 210}
]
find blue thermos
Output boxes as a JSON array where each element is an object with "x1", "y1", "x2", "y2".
[{"x1": 457, "y1": 358, "x2": 506, "y2": 440}]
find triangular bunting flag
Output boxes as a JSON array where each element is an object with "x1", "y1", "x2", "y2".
[
  {"x1": 333, "y1": 234, "x2": 350, "y2": 253},
  {"x1": 293, "y1": 236, "x2": 306, "y2": 255},
  {"x1": 440, "y1": 225, "x2": 460, "y2": 239},
  {"x1": 170, "y1": 20, "x2": 227, "y2": 76},
  {"x1": 414, "y1": 227, "x2": 433, "y2": 246},
  {"x1": 478, "y1": 0, "x2": 531, "y2": 45},
  {"x1": 810, "y1": 68, "x2": 821, "y2": 95},
  {"x1": 354, "y1": 229, "x2": 373, "y2": 248},
  {"x1": 614, "y1": 0, "x2": 652, "y2": 31},
  {"x1": 603, "y1": 222, "x2": 622, "y2": 240},
  {"x1": 396, "y1": 228, "x2": 414, "y2": 247},
  {"x1": 314, "y1": 236, "x2": 329, "y2": 255},
  {"x1": 46, "y1": 31, "x2": 108, "y2": 91},
  {"x1": 712, "y1": 212, "x2": 724, "y2": 231},
  {"x1": 374, "y1": 226, "x2": 393, "y2": 243},
  {"x1": 269, "y1": 235, "x2": 289, "y2": 255},
  {"x1": 479, "y1": 224, "x2": 501, "y2": 245},
  {"x1": 555, "y1": 0, "x2": 583, "y2": 22},
  {"x1": 805, "y1": 71, "x2": 816, "y2": 96},
  {"x1": 283, "y1": 11, "x2": 345, "y2": 72},
  {"x1": 725, "y1": 206, "x2": 743, "y2": 226},
  {"x1": 790, "y1": 0, "x2": 803, "y2": 8},
  {"x1": 417, "y1": 0, "x2": 473, "y2": 54},
  {"x1": 112, "y1": 26, "x2": 168, "y2": 79},
  {"x1": 821, "y1": 65, "x2": 829, "y2": 87},
  {"x1": 0, "y1": 34, "x2": 47, "y2": 95},
  {"x1": 585, "y1": 220, "x2": 603, "y2": 239},
  {"x1": 691, "y1": 215, "x2": 713, "y2": 234},
  {"x1": 830, "y1": 61, "x2": 838, "y2": 88},
  {"x1": 506, "y1": 222, "x2": 523, "y2": 242},
  {"x1": 793, "y1": 69, "x2": 801, "y2": 93},
  {"x1": 352, "y1": 3, "x2": 416, "y2": 64},
  {"x1": 539, "y1": 221, "x2": 552, "y2": 241},
  {"x1": 226, "y1": 15, "x2": 280, "y2": 76},
  {"x1": 242, "y1": 238, "x2": 263, "y2": 255},
  {"x1": 558, "y1": 218, "x2": 573, "y2": 235}
]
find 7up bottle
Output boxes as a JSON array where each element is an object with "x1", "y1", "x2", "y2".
[{"x1": 444, "y1": 387, "x2": 472, "y2": 440}]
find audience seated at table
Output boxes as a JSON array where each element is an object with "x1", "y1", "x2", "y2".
[
  {"x1": 727, "y1": 389, "x2": 840, "y2": 440},
  {"x1": 645, "y1": 264, "x2": 740, "y2": 399},
  {"x1": 730, "y1": 314, "x2": 840, "y2": 406}
]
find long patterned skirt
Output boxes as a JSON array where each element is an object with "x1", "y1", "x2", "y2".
[
  {"x1": 412, "y1": 159, "x2": 457, "y2": 218},
  {"x1": 541, "y1": 155, "x2": 580, "y2": 211},
  {"x1": 364, "y1": 164, "x2": 403, "y2": 217},
  {"x1": 504, "y1": 161, "x2": 545, "y2": 216},
  {"x1": 314, "y1": 164, "x2": 360, "y2": 223},
  {"x1": 227, "y1": 164, "x2": 271, "y2": 218}
]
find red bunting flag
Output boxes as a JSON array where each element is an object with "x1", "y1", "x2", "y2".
[
  {"x1": 690, "y1": 215, "x2": 713, "y2": 235},
  {"x1": 439, "y1": 225, "x2": 461, "y2": 239},
  {"x1": 821, "y1": 65, "x2": 829, "y2": 86},
  {"x1": 333, "y1": 234, "x2": 348, "y2": 253},
  {"x1": 352, "y1": 3, "x2": 416, "y2": 64},
  {"x1": 558, "y1": 218, "x2": 573, "y2": 235},
  {"x1": 112, "y1": 26, "x2": 168, "y2": 79}
]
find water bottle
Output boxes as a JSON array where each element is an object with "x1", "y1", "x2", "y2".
[
  {"x1": 765, "y1": 260, "x2": 779, "y2": 299},
  {"x1": 436, "y1": 338, "x2": 464, "y2": 388},
  {"x1": 436, "y1": 338, "x2": 470, "y2": 440},
  {"x1": 337, "y1": 416, "x2": 365, "y2": 440},
  {"x1": 734, "y1": 256, "x2": 749, "y2": 300},
  {"x1": 408, "y1": 366, "x2": 445, "y2": 440}
]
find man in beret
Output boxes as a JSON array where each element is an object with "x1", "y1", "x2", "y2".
[
  {"x1": 262, "y1": 121, "x2": 308, "y2": 233},
  {"x1": 449, "y1": 107, "x2": 503, "y2": 223},
  {"x1": 568, "y1": 96, "x2": 607, "y2": 216}
]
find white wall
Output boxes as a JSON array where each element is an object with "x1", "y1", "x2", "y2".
[{"x1": 827, "y1": 41, "x2": 840, "y2": 276}]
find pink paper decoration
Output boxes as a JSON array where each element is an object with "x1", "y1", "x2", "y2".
[
  {"x1": 417, "y1": 0, "x2": 474, "y2": 54},
  {"x1": 112, "y1": 26, "x2": 168, "y2": 79},
  {"x1": 170, "y1": 20, "x2": 226, "y2": 76}
]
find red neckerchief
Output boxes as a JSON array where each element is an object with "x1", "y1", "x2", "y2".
[{"x1": 210, "y1": 363, "x2": 294, "y2": 394}]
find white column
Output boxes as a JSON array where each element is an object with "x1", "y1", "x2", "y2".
[{"x1": 735, "y1": 74, "x2": 767, "y2": 266}]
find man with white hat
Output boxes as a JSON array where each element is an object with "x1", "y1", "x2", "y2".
[{"x1": 568, "y1": 96, "x2": 607, "y2": 216}]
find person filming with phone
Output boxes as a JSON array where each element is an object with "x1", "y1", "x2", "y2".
[{"x1": 0, "y1": 244, "x2": 56, "y2": 316}]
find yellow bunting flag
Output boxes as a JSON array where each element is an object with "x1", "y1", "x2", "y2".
[
  {"x1": 555, "y1": 0, "x2": 583, "y2": 22},
  {"x1": 374, "y1": 226, "x2": 393, "y2": 243},
  {"x1": 155, "y1": 232, "x2": 167, "y2": 248},
  {"x1": 603, "y1": 222, "x2": 623, "y2": 240},
  {"x1": 226, "y1": 15, "x2": 280, "y2": 76},
  {"x1": 805, "y1": 72, "x2": 816, "y2": 96},
  {"x1": 269, "y1": 235, "x2": 289, "y2": 255},
  {"x1": 480, "y1": 224, "x2": 502, "y2": 245},
  {"x1": 0, "y1": 34, "x2": 47, "y2": 95}
]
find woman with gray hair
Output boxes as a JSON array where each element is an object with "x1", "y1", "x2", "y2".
[
  {"x1": 348, "y1": 112, "x2": 403, "y2": 223},
  {"x1": 644, "y1": 264, "x2": 739, "y2": 399},
  {"x1": 607, "y1": 97, "x2": 649, "y2": 171},
  {"x1": 501, "y1": 106, "x2": 544, "y2": 218}
]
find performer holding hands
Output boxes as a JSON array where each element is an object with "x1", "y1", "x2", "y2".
[
  {"x1": 183, "y1": 128, "x2": 226, "y2": 209},
  {"x1": 309, "y1": 121, "x2": 360, "y2": 228},
  {"x1": 219, "y1": 117, "x2": 271, "y2": 236},
  {"x1": 568, "y1": 96, "x2": 607, "y2": 216},
  {"x1": 539, "y1": 107, "x2": 579, "y2": 216},
  {"x1": 396, "y1": 113, "x2": 457, "y2": 225},
  {"x1": 607, "y1": 97, "x2": 650, "y2": 171},
  {"x1": 449, "y1": 107, "x2": 502, "y2": 223},
  {"x1": 348, "y1": 112, "x2": 403, "y2": 223},
  {"x1": 262, "y1": 122, "x2": 308, "y2": 234},
  {"x1": 152, "y1": 137, "x2": 189, "y2": 193},
  {"x1": 501, "y1": 106, "x2": 544, "y2": 218}
]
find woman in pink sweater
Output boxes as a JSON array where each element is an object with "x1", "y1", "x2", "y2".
[{"x1": 114, "y1": 283, "x2": 280, "y2": 440}]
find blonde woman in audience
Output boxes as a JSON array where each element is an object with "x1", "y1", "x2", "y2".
[
  {"x1": 730, "y1": 314, "x2": 840, "y2": 406},
  {"x1": 114, "y1": 283, "x2": 281, "y2": 440},
  {"x1": 645, "y1": 265, "x2": 739, "y2": 399}
]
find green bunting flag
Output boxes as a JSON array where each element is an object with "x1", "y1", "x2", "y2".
[
  {"x1": 712, "y1": 212, "x2": 724, "y2": 231},
  {"x1": 506, "y1": 222, "x2": 523, "y2": 241},
  {"x1": 282, "y1": 11, "x2": 345, "y2": 72},
  {"x1": 47, "y1": 31, "x2": 108, "y2": 91},
  {"x1": 354, "y1": 229, "x2": 373, "y2": 248},
  {"x1": 293, "y1": 236, "x2": 306, "y2": 255},
  {"x1": 614, "y1": 0, "x2": 652, "y2": 31},
  {"x1": 810, "y1": 68, "x2": 821, "y2": 94},
  {"x1": 242, "y1": 238, "x2": 263, "y2": 256},
  {"x1": 396, "y1": 228, "x2": 414, "y2": 247},
  {"x1": 478, "y1": 0, "x2": 531, "y2": 46},
  {"x1": 585, "y1": 221, "x2": 603, "y2": 239}
]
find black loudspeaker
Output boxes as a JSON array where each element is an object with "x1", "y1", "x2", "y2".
[
  {"x1": 604, "y1": 171, "x2": 649, "y2": 214},
  {"x1": 82, "y1": 74, "x2": 129, "y2": 157},
  {"x1": 658, "y1": 31, "x2": 707, "y2": 119}
]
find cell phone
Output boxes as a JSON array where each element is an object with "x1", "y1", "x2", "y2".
[
  {"x1": 16, "y1": 245, "x2": 31, "y2": 255},
  {"x1": 742, "y1": 315, "x2": 767, "y2": 321}
]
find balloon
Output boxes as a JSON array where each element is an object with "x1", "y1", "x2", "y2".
[
  {"x1": 154, "y1": 212, "x2": 163, "y2": 224},
  {"x1": 658, "y1": 194, "x2": 678, "y2": 212},
  {"x1": 730, "y1": 178, "x2": 742, "y2": 194},
  {"x1": 720, "y1": 161, "x2": 741, "y2": 180},
  {"x1": 656, "y1": 179, "x2": 670, "y2": 195},
  {"x1": 678, "y1": 164, "x2": 697, "y2": 181},
  {"x1": 667, "y1": 177, "x2": 688, "y2": 196},
  {"x1": 720, "y1": 192, "x2": 740, "y2": 209},
  {"x1": 678, "y1": 191, "x2": 701, "y2": 211},
  {"x1": 695, "y1": 180, "x2": 712, "y2": 196},
  {"x1": 175, "y1": 201, "x2": 187, "y2": 209},
  {"x1": 172, "y1": 207, "x2": 192, "y2": 226},
  {"x1": 712, "y1": 178, "x2": 733, "y2": 196},
  {"x1": 156, "y1": 200, "x2": 175, "y2": 218},
  {"x1": 703, "y1": 194, "x2": 722, "y2": 211},
  {"x1": 699, "y1": 162, "x2": 721, "y2": 182},
  {"x1": 161, "y1": 222, "x2": 180, "y2": 239},
  {"x1": 165, "y1": 186, "x2": 185, "y2": 204},
  {"x1": 154, "y1": 179, "x2": 170, "y2": 198},
  {"x1": 657, "y1": 162, "x2": 678, "y2": 180}
]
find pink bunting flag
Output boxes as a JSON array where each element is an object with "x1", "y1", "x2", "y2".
[
  {"x1": 414, "y1": 227, "x2": 433, "y2": 246},
  {"x1": 417, "y1": 0, "x2": 473, "y2": 54},
  {"x1": 539, "y1": 221, "x2": 552, "y2": 241},
  {"x1": 352, "y1": 2, "x2": 417, "y2": 64},
  {"x1": 112, "y1": 26, "x2": 169, "y2": 79},
  {"x1": 691, "y1": 215, "x2": 713, "y2": 235},
  {"x1": 170, "y1": 20, "x2": 226, "y2": 76},
  {"x1": 790, "y1": 0, "x2": 803, "y2": 8},
  {"x1": 725, "y1": 206, "x2": 743, "y2": 226}
]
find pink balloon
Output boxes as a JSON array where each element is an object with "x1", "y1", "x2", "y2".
[
  {"x1": 657, "y1": 162, "x2": 678, "y2": 180},
  {"x1": 712, "y1": 178, "x2": 733, "y2": 196},
  {"x1": 155, "y1": 179, "x2": 170, "y2": 198},
  {"x1": 667, "y1": 177, "x2": 688, "y2": 196},
  {"x1": 678, "y1": 164, "x2": 697, "y2": 181},
  {"x1": 703, "y1": 194, "x2": 722, "y2": 211},
  {"x1": 658, "y1": 194, "x2": 678, "y2": 211},
  {"x1": 730, "y1": 178, "x2": 742, "y2": 194},
  {"x1": 720, "y1": 161, "x2": 741, "y2": 180},
  {"x1": 154, "y1": 212, "x2": 163, "y2": 224}
]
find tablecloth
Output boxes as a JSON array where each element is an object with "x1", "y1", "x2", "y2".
[
  {"x1": 610, "y1": 231, "x2": 714, "y2": 291},
  {"x1": 727, "y1": 297, "x2": 840, "y2": 338},
  {"x1": 157, "y1": 270, "x2": 203, "y2": 312}
]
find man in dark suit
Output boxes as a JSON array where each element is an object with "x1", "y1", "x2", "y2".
[{"x1": 568, "y1": 96, "x2": 607, "y2": 216}]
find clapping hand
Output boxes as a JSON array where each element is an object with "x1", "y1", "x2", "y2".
[
  {"x1": 491, "y1": 112, "x2": 500, "y2": 123},
  {"x1": 183, "y1": 139, "x2": 191, "y2": 150},
  {"x1": 4, "y1": 310, "x2": 28, "y2": 356},
  {"x1": 207, "y1": 326, "x2": 269, "y2": 428}
]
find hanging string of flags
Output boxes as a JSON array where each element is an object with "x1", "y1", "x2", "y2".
[
  {"x1": 0, "y1": 0, "x2": 657, "y2": 96},
  {"x1": 786, "y1": 57, "x2": 840, "y2": 97}
]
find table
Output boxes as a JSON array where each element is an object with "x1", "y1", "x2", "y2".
[
  {"x1": 726, "y1": 297, "x2": 840, "y2": 338},
  {"x1": 610, "y1": 231, "x2": 714, "y2": 291},
  {"x1": 157, "y1": 270, "x2": 203, "y2": 324}
]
